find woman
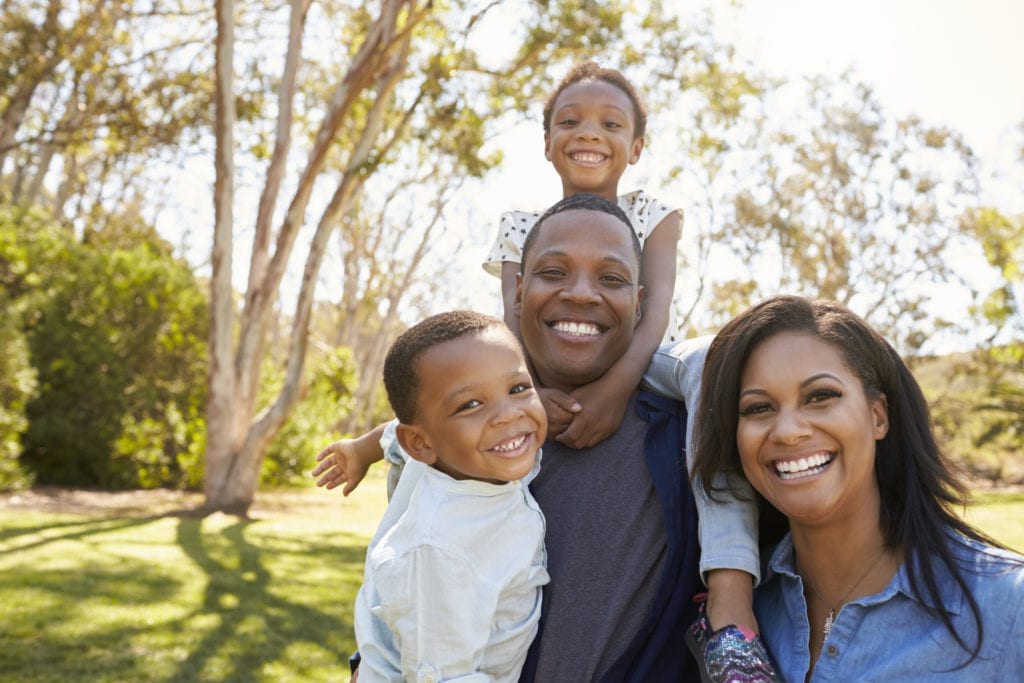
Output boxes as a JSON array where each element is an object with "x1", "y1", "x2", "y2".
[{"x1": 693, "y1": 295, "x2": 1024, "y2": 681}]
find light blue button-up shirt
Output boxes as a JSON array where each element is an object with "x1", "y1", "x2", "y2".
[{"x1": 756, "y1": 532, "x2": 1024, "y2": 681}]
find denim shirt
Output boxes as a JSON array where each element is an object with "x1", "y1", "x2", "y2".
[{"x1": 756, "y1": 533, "x2": 1024, "y2": 681}]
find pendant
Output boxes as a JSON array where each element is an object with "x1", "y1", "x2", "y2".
[{"x1": 823, "y1": 610, "x2": 835, "y2": 637}]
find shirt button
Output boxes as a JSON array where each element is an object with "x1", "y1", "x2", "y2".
[{"x1": 827, "y1": 644, "x2": 839, "y2": 657}]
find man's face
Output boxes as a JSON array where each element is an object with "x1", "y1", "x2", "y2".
[{"x1": 514, "y1": 209, "x2": 642, "y2": 393}]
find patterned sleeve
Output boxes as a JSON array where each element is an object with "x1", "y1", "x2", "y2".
[{"x1": 482, "y1": 210, "x2": 541, "y2": 278}]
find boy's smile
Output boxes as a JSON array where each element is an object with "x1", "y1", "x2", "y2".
[
  {"x1": 398, "y1": 328, "x2": 547, "y2": 484},
  {"x1": 544, "y1": 79, "x2": 644, "y2": 200}
]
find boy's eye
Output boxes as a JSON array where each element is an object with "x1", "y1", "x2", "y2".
[
  {"x1": 510, "y1": 382, "x2": 533, "y2": 395},
  {"x1": 604, "y1": 121, "x2": 622, "y2": 129},
  {"x1": 558, "y1": 118, "x2": 578, "y2": 127},
  {"x1": 456, "y1": 399, "x2": 481, "y2": 412}
]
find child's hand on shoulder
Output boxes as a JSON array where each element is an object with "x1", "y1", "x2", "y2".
[
  {"x1": 557, "y1": 382, "x2": 630, "y2": 449},
  {"x1": 312, "y1": 439, "x2": 371, "y2": 496},
  {"x1": 538, "y1": 386, "x2": 581, "y2": 441}
]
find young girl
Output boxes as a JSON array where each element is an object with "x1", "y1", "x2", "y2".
[{"x1": 484, "y1": 61, "x2": 683, "y2": 450}]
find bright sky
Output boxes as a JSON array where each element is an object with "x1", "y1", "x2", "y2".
[
  {"x1": 163, "y1": 1, "x2": 1024, "y2": 333},
  {"x1": 715, "y1": 0, "x2": 1024, "y2": 177}
]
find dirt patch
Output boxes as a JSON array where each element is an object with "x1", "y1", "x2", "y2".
[{"x1": 0, "y1": 486, "x2": 337, "y2": 518}]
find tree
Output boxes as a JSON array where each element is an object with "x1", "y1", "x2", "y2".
[
  {"x1": 204, "y1": 1, "x2": 776, "y2": 513},
  {"x1": 695, "y1": 74, "x2": 983, "y2": 351},
  {"x1": 7, "y1": 206, "x2": 208, "y2": 488}
]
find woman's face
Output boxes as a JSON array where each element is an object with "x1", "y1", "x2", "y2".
[{"x1": 736, "y1": 331, "x2": 889, "y2": 529}]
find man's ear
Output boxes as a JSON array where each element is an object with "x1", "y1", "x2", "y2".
[
  {"x1": 634, "y1": 284, "x2": 644, "y2": 325},
  {"x1": 395, "y1": 423, "x2": 436, "y2": 465},
  {"x1": 513, "y1": 272, "x2": 524, "y2": 320},
  {"x1": 872, "y1": 394, "x2": 889, "y2": 441},
  {"x1": 629, "y1": 136, "x2": 644, "y2": 165}
]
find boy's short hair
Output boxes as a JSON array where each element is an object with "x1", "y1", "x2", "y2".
[
  {"x1": 542, "y1": 61, "x2": 648, "y2": 141},
  {"x1": 383, "y1": 310, "x2": 508, "y2": 424},
  {"x1": 521, "y1": 193, "x2": 641, "y2": 271}
]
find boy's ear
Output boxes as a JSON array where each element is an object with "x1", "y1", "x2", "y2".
[
  {"x1": 544, "y1": 133, "x2": 551, "y2": 161},
  {"x1": 629, "y1": 136, "x2": 644, "y2": 165},
  {"x1": 395, "y1": 423, "x2": 437, "y2": 465}
]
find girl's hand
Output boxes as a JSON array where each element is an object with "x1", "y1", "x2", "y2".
[
  {"x1": 557, "y1": 381, "x2": 630, "y2": 449},
  {"x1": 539, "y1": 386, "x2": 581, "y2": 439}
]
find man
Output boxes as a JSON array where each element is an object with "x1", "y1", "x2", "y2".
[{"x1": 315, "y1": 193, "x2": 761, "y2": 682}]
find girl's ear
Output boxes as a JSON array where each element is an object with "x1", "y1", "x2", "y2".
[
  {"x1": 396, "y1": 423, "x2": 436, "y2": 465},
  {"x1": 872, "y1": 394, "x2": 889, "y2": 440},
  {"x1": 544, "y1": 133, "x2": 552, "y2": 161},
  {"x1": 629, "y1": 136, "x2": 644, "y2": 164}
]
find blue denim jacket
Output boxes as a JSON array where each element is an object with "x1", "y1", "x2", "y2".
[{"x1": 756, "y1": 533, "x2": 1024, "y2": 681}]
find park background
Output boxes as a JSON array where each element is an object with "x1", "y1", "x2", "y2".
[{"x1": 1, "y1": 0, "x2": 1023, "y2": 680}]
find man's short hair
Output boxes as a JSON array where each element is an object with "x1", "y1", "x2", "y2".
[
  {"x1": 521, "y1": 193, "x2": 641, "y2": 270},
  {"x1": 383, "y1": 310, "x2": 508, "y2": 424}
]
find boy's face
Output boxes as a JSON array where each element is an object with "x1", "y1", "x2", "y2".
[
  {"x1": 544, "y1": 79, "x2": 644, "y2": 199},
  {"x1": 514, "y1": 209, "x2": 642, "y2": 394},
  {"x1": 396, "y1": 328, "x2": 547, "y2": 484}
]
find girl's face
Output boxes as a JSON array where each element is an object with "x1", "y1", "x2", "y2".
[
  {"x1": 735, "y1": 331, "x2": 889, "y2": 529},
  {"x1": 544, "y1": 79, "x2": 643, "y2": 200}
]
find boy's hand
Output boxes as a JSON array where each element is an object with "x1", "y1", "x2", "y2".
[
  {"x1": 538, "y1": 386, "x2": 580, "y2": 439},
  {"x1": 312, "y1": 440, "x2": 371, "y2": 496},
  {"x1": 557, "y1": 381, "x2": 630, "y2": 449}
]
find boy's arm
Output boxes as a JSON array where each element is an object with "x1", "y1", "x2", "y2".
[
  {"x1": 557, "y1": 211, "x2": 681, "y2": 448},
  {"x1": 311, "y1": 422, "x2": 388, "y2": 495}
]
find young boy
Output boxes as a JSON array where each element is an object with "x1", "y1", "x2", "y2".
[{"x1": 353, "y1": 311, "x2": 549, "y2": 683}]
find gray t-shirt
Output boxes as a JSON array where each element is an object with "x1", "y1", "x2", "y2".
[{"x1": 528, "y1": 395, "x2": 667, "y2": 681}]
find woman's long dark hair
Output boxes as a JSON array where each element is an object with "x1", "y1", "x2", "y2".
[{"x1": 693, "y1": 294, "x2": 1015, "y2": 663}]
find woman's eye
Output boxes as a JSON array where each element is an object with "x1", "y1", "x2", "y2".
[
  {"x1": 807, "y1": 388, "x2": 841, "y2": 404},
  {"x1": 739, "y1": 402, "x2": 771, "y2": 417}
]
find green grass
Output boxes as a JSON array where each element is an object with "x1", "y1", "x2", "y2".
[
  {"x1": 0, "y1": 477, "x2": 1020, "y2": 682},
  {"x1": 0, "y1": 471, "x2": 389, "y2": 683}
]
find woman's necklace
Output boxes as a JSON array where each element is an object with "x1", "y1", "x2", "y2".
[{"x1": 798, "y1": 548, "x2": 887, "y2": 637}]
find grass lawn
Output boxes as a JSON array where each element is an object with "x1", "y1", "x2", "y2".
[
  {"x1": 1, "y1": 474, "x2": 1020, "y2": 682},
  {"x1": 0, "y1": 471, "x2": 390, "y2": 683}
]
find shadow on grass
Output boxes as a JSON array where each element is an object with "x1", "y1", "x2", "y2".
[
  {"x1": 170, "y1": 517, "x2": 365, "y2": 682},
  {"x1": 0, "y1": 511, "x2": 370, "y2": 682}
]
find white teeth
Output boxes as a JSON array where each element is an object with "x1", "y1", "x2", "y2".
[
  {"x1": 553, "y1": 321, "x2": 600, "y2": 336},
  {"x1": 571, "y1": 152, "x2": 605, "y2": 164},
  {"x1": 774, "y1": 453, "x2": 833, "y2": 480},
  {"x1": 493, "y1": 434, "x2": 526, "y2": 452}
]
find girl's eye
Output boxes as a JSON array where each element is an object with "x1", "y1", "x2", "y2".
[
  {"x1": 604, "y1": 121, "x2": 622, "y2": 129},
  {"x1": 739, "y1": 401, "x2": 772, "y2": 417},
  {"x1": 558, "y1": 118, "x2": 577, "y2": 127}
]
